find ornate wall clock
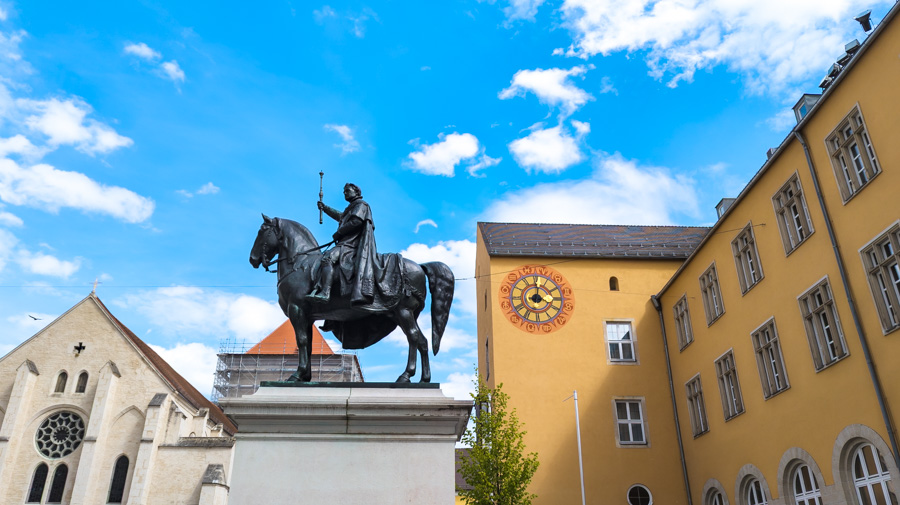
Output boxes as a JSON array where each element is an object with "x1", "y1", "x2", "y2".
[{"x1": 498, "y1": 264, "x2": 575, "y2": 334}]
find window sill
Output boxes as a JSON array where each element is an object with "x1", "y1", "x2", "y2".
[
  {"x1": 692, "y1": 429, "x2": 709, "y2": 439},
  {"x1": 724, "y1": 410, "x2": 745, "y2": 422},
  {"x1": 706, "y1": 313, "x2": 725, "y2": 327},
  {"x1": 740, "y1": 278, "x2": 764, "y2": 297},
  {"x1": 882, "y1": 325, "x2": 900, "y2": 337},
  {"x1": 840, "y1": 171, "x2": 881, "y2": 205},
  {"x1": 763, "y1": 385, "x2": 791, "y2": 401},
  {"x1": 679, "y1": 340, "x2": 694, "y2": 352},
  {"x1": 814, "y1": 353, "x2": 849, "y2": 373},
  {"x1": 608, "y1": 360, "x2": 640, "y2": 366},
  {"x1": 784, "y1": 232, "x2": 814, "y2": 258}
]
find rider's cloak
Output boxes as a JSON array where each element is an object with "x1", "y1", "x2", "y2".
[{"x1": 335, "y1": 196, "x2": 377, "y2": 304}]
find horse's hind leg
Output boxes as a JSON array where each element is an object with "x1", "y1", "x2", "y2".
[{"x1": 394, "y1": 308, "x2": 430, "y2": 383}]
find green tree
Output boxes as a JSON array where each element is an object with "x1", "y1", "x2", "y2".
[{"x1": 458, "y1": 376, "x2": 539, "y2": 505}]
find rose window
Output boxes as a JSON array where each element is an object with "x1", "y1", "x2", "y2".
[{"x1": 35, "y1": 411, "x2": 85, "y2": 459}]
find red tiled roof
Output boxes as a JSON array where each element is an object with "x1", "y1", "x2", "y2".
[
  {"x1": 93, "y1": 296, "x2": 238, "y2": 435},
  {"x1": 247, "y1": 320, "x2": 334, "y2": 355},
  {"x1": 478, "y1": 222, "x2": 710, "y2": 259}
]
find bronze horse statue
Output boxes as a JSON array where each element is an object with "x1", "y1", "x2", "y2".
[{"x1": 249, "y1": 215, "x2": 454, "y2": 382}]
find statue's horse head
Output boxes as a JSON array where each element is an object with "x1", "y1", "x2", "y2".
[
  {"x1": 249, "y1": 214, "x2": 280, "y2": 271},
  {"x1": 250, "y1": 214, "x2": 320, "y2": 271}
]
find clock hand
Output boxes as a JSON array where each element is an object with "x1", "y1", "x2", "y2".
[{"x1": 542, "y1": 294, "x2": 554, "y2": 303}]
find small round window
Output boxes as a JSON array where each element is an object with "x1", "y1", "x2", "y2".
[
  {"x1": 627, "y1": 484, "x2": 652, "y2": 505},
  {"x1": 35, "y1": 411, "x2": 85, "y2": 459}
]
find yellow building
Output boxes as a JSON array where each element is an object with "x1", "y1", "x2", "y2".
[{"x1": 476, "y1": 4, "x2": 900, "y2": 505}]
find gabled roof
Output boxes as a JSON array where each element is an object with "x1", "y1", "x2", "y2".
[
  {"x1": 247, "y1": 320, "x2": 334, "y2": 355},
  {"x1": 479, "y1": 222, "x2": 710, "y2": 259},
  {"x1": 92, "y1": 296, "x2": 238, "y2": 435}
]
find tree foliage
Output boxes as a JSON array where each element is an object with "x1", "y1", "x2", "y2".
[{"x1": 458, "y1": 377, "x2": 539, "y2": 505}]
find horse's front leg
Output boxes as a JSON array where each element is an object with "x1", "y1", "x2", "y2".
[
  {"x1": 394, "y1": 308, "x2": 429, "y2": 383},
  {"x1": 286, "y1": 304, "x2": 312, "y2": 382}
]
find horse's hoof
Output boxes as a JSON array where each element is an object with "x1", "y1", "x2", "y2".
[
  {"x1": 287, "y1": 374, "x2": 300, "y2": 382},
  {"x1": 396, "y1": 374, "x2": 411, "y2": 383},
  {"x1": 419, "y1": 377, "x2": 431, "y2": 383}
]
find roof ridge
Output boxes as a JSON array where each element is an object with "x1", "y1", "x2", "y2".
[{"x1": 91, "y1": 295, "x2": 237, "y2": 435}]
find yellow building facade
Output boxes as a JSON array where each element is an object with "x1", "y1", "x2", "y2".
[{"x1": 476, "y1": 4, "x2": 900, "y2": 505}]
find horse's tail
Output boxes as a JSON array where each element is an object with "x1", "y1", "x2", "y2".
[{"x1": 421, "y1": 261, "x2": 454, "y2": 356}]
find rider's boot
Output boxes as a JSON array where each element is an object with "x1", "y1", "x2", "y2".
[{"x1": 306, "y1": 260, "x2": 333, "y2": 302}]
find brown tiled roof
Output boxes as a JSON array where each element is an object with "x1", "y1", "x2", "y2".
[
  {"x1": 93, "y1": 296, "x2": 238, "y2": 435},
  {"x1": 455, "y1": 448, "x2": 473, "y2": 491},
  {"x1": 478, "y1": 222, "x2": 710, "y2": 259},
  {"x1": 247, "y1": 320, "x2": 334, "y2": 355}
]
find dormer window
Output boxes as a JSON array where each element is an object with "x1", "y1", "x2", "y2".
[{"x1": 793, "y1": 93, "x2": 822, "y2": 123}]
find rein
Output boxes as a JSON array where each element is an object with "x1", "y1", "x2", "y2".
[{"x1": 264, "y1": 239, "x2": 336, "y2": 273}]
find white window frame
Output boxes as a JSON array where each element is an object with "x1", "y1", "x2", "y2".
[
  {"x1": 750, "y1": 318, "x2": 790, "y2": 398},
  {"x1": 793, "y1": 464, "x2": 824, "y2": 505},
  {"x1": 798, "y1": 277, "x2": 849, "y2": 371},
  {"x1": 700, "y1": 263, "x2": 725, "y2": 325},
  {"x1": 732, "y1": 223, "x2": 765, "y2": 293},
  {"x1": 714, "y1": 349, "x2": 744, "y2": 420},
  {"x1": 613, "y1": 398, "x2": 648, "y2": 446},
  {"x1": 673, "y1": 295, "x2": 694, "y2": 350},
  {"x1": 772, "y1": 173, "x2": 814, "y2": 255},
  {"x1": 626, "y1": 484, "x2": 653, "y2": 505},
  {"x1": 860, "y1": 222, "x2": 900, "y2": 334},
  {"x1": 852, "y1": 443, "x2": 892, "y2": 505},
  {"x1": 605, "y1": 320, "x2": 637, "y2": 363},
  {"x1": 747, "y1": 478, "x2": 768, "y2": 505},
  {"x1": 824, "y1": 105, "x2": 880, "y2": 203},
  {"x1": 685, "y1": 374, "x2": 709, "y2": 437}
]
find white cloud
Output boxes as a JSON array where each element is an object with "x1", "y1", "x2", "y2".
[
  {"x1": 15, "y1": 249, "x2": 81, "y2": 278},
  {"x1": 414, "y1": 219, "x2": 438, "y2": 233},
  {"x1": 0, "y1": 210, "x2": 22, "y2": 227},
  {"x1": 324, "y1": 124, "x2": 360, "y2": 154},
  {"x1": 349, "y1": 8, "x2": 379, "y2": 38},
  {"x1": 599, "y1": 76, "x2": 618, "y2": 95},
  {"x1": 467, "y1": 154, "x2": 501, "y2": 177},
  {"x1": 0, "y1": 158, "x2": 155, "y2": 223},
  {"x1": 120, "y1": 287, "x2": 285, "y2": 342},
  {"x1": 503, "y1": 0, "x2": 547, "y2": 21},
  {"x1": 499, "y1": 66, "x2": 593, "y2": 117},
  {"x1": 765, "y1": 108, "x2": 796, "y2": 132},
  {"x1": 149, "y1": 342, "x2": 218, "y2": 398},
  {"x1": 508, "y1": 122, "x2": 588, "y2": 173},
  {"x1": 407, "y1": 133, "x2": 487, "y2": 177},
  {"x1": 0, "y1": 228, "x2": 17, "y2": 272},
  {"x1": 441, "y1": 371, "x2": 476, "y2": 401},
  {"x1": 21, "y1": 97, "x2": 133, "y2": 154},
  {"x1": 558, "y1": 0, "x2": 887, "y2": 94},
  {"x1": 485, "y1": 152, "x2": 700, "y2": 225},
  {"x1": 0, "y1": 134, "x2": 45, "y2": 159},
  {"x1": 180, "y1": 182, "x2": 220, "y2": 198},
  {"x1": 160, "y1": 60, "x2": 185, "y2": 83},
  {"x1": 123, "y1": 42, "x2": 161, "y2": 61},
  {"x1": 0, "y1": 7, "x2": 7, "y2": 21},
  {"x1": 313, "y1": 5, "x2": 337, "y2": 22},
  {"x1": 196, "y1": 182, "x2": 219, "y2": 195},
  {"x1": 402, "y1": 240, "x2": 476, "y2": 316}
]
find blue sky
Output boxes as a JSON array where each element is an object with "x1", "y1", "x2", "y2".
[{"x1": 0, "y1": 0, "x2": 889, "y2": 399}]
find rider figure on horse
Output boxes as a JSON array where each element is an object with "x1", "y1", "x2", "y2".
[{"x1": 308, "y1": 183, "x2": 378, "y2": 305}]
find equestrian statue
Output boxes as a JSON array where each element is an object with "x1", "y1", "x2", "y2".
[{"x1": 249, "y1": 183, "x2": 454, "y2": 383}]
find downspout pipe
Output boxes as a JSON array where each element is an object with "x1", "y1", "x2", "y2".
[
  {"x1": 794, "y1": 130, "x2": 900, "y2": 470},
  {"x1": 651, "y1": 294, "x2": 693, "y2": 505}
]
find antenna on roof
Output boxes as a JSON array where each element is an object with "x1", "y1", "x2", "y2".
[{"x1": 855, "y1": 10, "x2": 873, "y2": 32}]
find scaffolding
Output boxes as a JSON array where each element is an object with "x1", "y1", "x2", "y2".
[{"x1": 211, "y1": 338, "x2": 364, "y2": 402}]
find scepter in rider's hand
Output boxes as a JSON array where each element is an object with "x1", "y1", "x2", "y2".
[{"x1": 319, "y1": 171, "x2": 324, "y2": 225}]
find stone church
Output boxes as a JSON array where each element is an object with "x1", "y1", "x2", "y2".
[{"x1": 0, "y1": 293, "x2": 235, "y2": 504}]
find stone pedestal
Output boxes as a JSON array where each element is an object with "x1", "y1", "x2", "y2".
[{"x1": 219, "y1": 384, "x2": 472, "y2": 505}]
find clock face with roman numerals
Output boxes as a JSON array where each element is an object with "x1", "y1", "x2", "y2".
[{"x1": 498, "y1": 264, "x2": 575, "y2": 334}]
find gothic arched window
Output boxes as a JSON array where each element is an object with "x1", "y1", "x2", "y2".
[
  {"x1": 27, "y1": 463, "x2": 48, "y2": 503},
  {"x1": 47, "y1": 464, "x2": 68, "y2": 503},
  {"x1": 107, "y1": 455, "x2": 129, "y2": 503},
  {"x1": 54, "y1": 372, "x2": 68, "y2": 393},
  {"x1": 75, "y1": 372, "x2": 88, "y2": 393}
]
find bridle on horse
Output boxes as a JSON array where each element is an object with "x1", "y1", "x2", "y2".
[{"x1": 260, "y1": 224, "x2": 335, "y2": 274}]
